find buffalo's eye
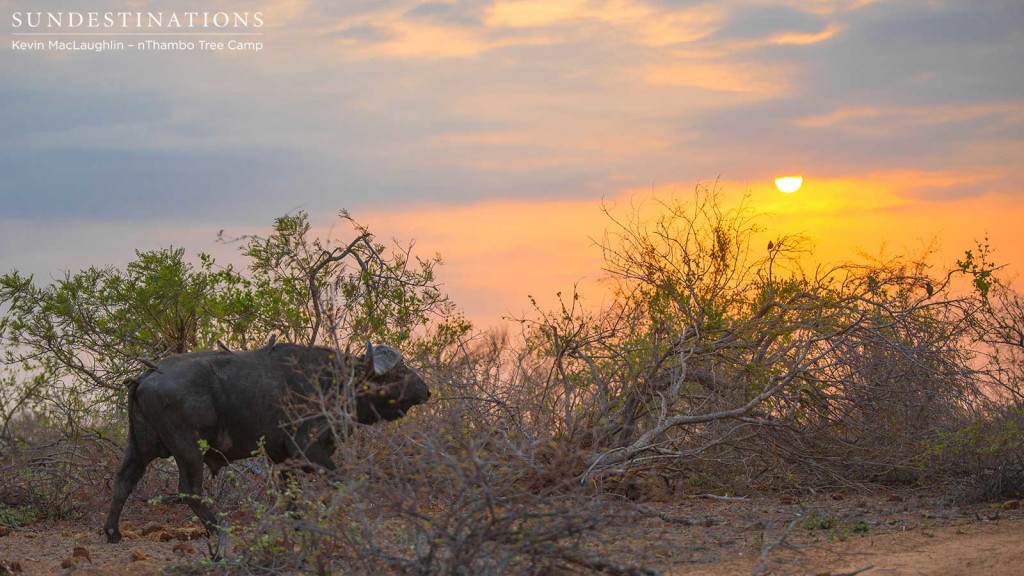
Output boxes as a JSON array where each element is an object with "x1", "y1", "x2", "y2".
[{"x1": 388, "y1": 399, "x2": 397, "y2": 405}]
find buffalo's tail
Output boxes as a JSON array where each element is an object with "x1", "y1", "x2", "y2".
[
  {"x1": 123, "y1": 376, "x2": 143, "y2": 446},
  {"x1": 122, "y1": 371, "x2": 164, "y2": 458}
]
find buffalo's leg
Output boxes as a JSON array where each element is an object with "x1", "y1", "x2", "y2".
[
  {"x1": 302, "y1": 442, "x2": 338, "y2": 473},
  {"x1": 175, "y1": 453, "x2": 228, "y2": 559},
  {"x1": 288, "y1": 423, "x2": 338, "y2": 473},
  {"x1": 103, "y1": 446, "x2": 152, "y2": 543},
  {"x1": 276, "y1": 466, "x2": 300, "y2": 515},
  {"x1": 276, "y1": 430, "x2": 336, "y2": 517}
]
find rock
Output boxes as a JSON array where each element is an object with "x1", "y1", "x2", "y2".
[
  {"x1": 72, "y1": 546, "x2": 92, "y2": 563},
  {"x1": 60, "y1": 557, "x2": 78, "y2": 569},
  {"x1": 0, "y1": 527, "x2": 11, "y2": 537},
  {"x1": 140, "y1": 522, "x2": 168, "y2": 536},
  {"x1": 173, "y1": 526, "x2": 206, "y2": 541},
  {"x1": 172, "y1": 542, "x2": 196, "y2": 555},
  {"x1": 1002, "y1": 499, "x2": 1021, "y2": 510},
  {"x1": 131, "y1": 549, "x2": 149, "y2": 562}
]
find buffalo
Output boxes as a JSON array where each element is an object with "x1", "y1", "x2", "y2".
[{"x1": 103, "y1": 341, "x2": 430, "y2": 557}]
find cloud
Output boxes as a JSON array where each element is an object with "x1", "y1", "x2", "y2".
[
  {"x1": 794, "y1": 2, "x2": 1024, "y2": 105},
  {"x1": 486, "y1": 0, "x2": 589, "y2": 28},
  {"x1": 712, "y1": 4, "x2": 827, "y2": 41},
  {"x1": 325, "y1": 24, "x2": 396, "y2": 43},
  {"x1": 853, "y1": 1, "x2": 1023, "y2": 47},
  {"x1": 0, "y1": 147, "x2": 303, "y2": 221},
  {"x1": 404, "y1": 2, "x2": 487, "y2": 27},
  {"x1": 649, "y1": 0, "x2": 1024, "y2": 196},
  {"x1": 643, "y1": 59, "x2": 793, "y2": 94},
  {"x1": 0, "y1": 86, "x2": 171, "y2": 139}
]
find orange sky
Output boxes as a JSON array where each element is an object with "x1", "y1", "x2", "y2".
[{"x1": 361, "y1": 172, "x2": 1024, "y2": 327}]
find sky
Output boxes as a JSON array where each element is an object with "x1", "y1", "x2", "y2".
[{"x1": 2, "y1": 0, "x2": 1023, "y2": 326}]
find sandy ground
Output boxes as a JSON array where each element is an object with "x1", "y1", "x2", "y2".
[
  {"x1": 681, "y1": 518, "x2": 1024, "y2": 576},
  {"x1": 1, "y1": 494, "x2": 1022, "y2": 575}
]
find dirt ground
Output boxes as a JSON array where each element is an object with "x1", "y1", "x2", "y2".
[
  {"x1": 1, "y1": 491, "x2": 1022, "y2": 575},
  {"x1": 677, "y1": 502, "x2": 1024, "y2": 576}
]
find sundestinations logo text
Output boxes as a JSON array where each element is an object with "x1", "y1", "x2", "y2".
[{"x1": 11, "y1": 11, "x2": 264, "y2": 30}]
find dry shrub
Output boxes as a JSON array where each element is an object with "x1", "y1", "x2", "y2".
[
  {"x1": 0, "y1": 405, "x2": 268, "y2": 533},
  {"x1": 200, "y1": 344, "x2": 670, "y2": 575},
  {"x1": 216, "y1": 395, "x2": 660, "y2": 575},
  {"x1": 0, "y1": 412, "x2": 127, "y2": 521},
  {"x1": 495, "y1": 188, "x2": 990, "y2": 495},
  {"x1": 923, "y1": 402, "x2": 1024, "y2": 501}
]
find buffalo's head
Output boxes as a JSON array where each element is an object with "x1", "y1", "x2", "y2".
[{"x1": 355, "y1": 342, "x2": 431, "y2": 423}]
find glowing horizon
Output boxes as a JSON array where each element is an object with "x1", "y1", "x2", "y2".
[{"x1": 356, "y1": 171, "x2": 1024, "y2": 327}]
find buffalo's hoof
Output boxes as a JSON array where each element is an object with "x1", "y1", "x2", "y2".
[{"x1": 105, "y1": 528, "x2": 122, "y2": 543}]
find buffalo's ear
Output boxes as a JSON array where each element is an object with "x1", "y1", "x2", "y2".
[
  {"x1": 364, "y1": 341, "x2": 375, "y2": 375},
  {"x1": 372, "y1": 345, "x2": 403, "y2": 375}
]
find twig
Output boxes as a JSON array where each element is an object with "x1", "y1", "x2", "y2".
[
  {"x1": 633, "y1": 504, "x2": 698, "y2": 525},
  {"x1": 307, "y1": 232, "x2": 372, "y2": 346},
  {"x1": 752, "y1": 519, "x2": 801, "y2": 576},
  {"x1": 812, "y1": 566, "x2": 874, "y2": 576},
  {"x1": 536, "y1": 543, "x2": 662, "y2": 576},
  {"x1": 689, "y1": 493, "x2": 749, "y2": 502}
]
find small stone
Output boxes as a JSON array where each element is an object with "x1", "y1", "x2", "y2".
[
  {"x1": 72, "y1": 546, "x2": 92, "y2": 563},
  {"x1": 174, "y1": 526, "x2": 206, "y2": 541},
  {"x1": 140, "y1": 522, "x2": 168, "y2": 536},
  {"x1": 130, "y1": 549, "x2": 149, "y2": 562}
]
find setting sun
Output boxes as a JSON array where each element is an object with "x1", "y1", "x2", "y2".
[{"x1": 775, "y1": 175, "x2": 804, "y2": 193}]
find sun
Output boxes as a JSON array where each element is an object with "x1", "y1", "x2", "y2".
[{"x1": 775, "y1": 175, "x2": 803, "y2": 193}]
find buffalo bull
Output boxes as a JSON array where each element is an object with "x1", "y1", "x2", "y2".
[{"x1": 103, "y1": 342, "x2": 430, "y2": 557}]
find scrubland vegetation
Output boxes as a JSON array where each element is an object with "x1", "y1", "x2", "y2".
[{"x1": 2, "y1": 187, "x2": 1023, "y2": 574}]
